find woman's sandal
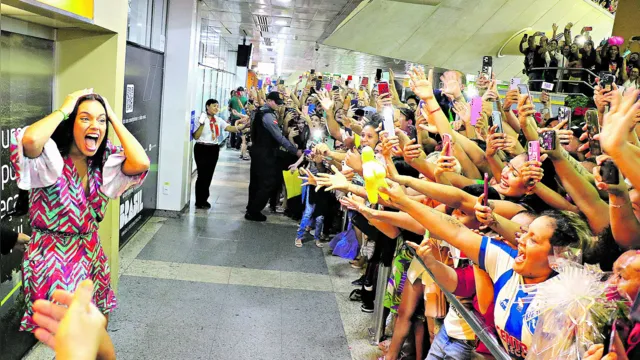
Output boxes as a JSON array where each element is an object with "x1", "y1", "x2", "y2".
[
  {"x1": 315, "y1": 240, "x2": 324, "y2": 248},
  {"x1": 295, "y1": 239, "x2": 303, "y2": 248}
]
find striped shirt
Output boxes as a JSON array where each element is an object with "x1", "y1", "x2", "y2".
[{"x1": 479, "y1": 236, "x2": 543, "y2": 360}]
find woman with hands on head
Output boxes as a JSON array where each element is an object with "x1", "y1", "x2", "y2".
[{"x1": 12, "y1": 89, "x2": 149, "y2": 332}]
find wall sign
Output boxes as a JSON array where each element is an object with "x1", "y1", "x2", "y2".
[{"x1": 119, "y1": 44, "x2": 164, "y2": 246}]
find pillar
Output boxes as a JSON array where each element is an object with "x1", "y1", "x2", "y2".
[{"x1": 156, "y1": 0, "x2": 200, "y2": 212}]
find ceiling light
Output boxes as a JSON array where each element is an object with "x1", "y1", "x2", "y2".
[{"x1": 275, "y1": 20, "x2": 288, "y2": 26}]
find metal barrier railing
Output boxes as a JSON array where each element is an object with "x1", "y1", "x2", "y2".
[{"x1": 526, "y1": 66, "x2": 599, "y2": 94}]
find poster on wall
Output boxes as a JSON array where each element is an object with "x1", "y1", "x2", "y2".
[
  {"x1": 119, "y1": 44, "x2": 164, "y2": 246},
  {"x1": 0, "y1": 32, "x2": 54, "y2": 359}
]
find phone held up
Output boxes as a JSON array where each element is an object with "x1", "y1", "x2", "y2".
[
  {"x1": 481, "y1": 56, "x2": 493, "y2": 79},
  {"x1": 540, "y1": 130, "x2": 556, "y2": 151},
  {"x1": 442, "y1": 133, "x2": 452, "y2": 156},
  {"x1": 483, "y1": 173, "x2": 489, "y2": 206},
  {"x1": 558, "y1": 106, "x2": 571, "y2": 128},
  {"x1": 586, "y1": 109, "x2": 602, "y2": 157},
  {"x1": 491, "y1": 111, "x2": 503, "y2": 134},
  {"x1": 517, "y1": 84, "x2": 531, "y2": 101},
  {"x1": 377, "y1": 82, "x2": 390, "y2": 96}
]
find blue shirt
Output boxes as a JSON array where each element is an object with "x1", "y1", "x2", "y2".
[{"x1": 479, "y1": 236, "x2": 542, "y2": 360}]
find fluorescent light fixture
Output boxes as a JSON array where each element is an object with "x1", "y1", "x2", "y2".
[
  {"x1": 258, "y1": 62, "x2": 275, "y2": 76},
  {"x1": 275, "y1": 19, "x2": 288, "y2": 26}
]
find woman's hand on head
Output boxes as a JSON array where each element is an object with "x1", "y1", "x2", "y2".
[
  {"x1": 61, "y1": 88, "x2": 93, "y2": 116},
  {"x1": 101, "y1": 96, "x2": 120, "y2": 124}
]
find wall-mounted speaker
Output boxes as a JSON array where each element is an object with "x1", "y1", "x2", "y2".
[{"x1": 236, "y1": 44, "x2": 253, "y2": 67}]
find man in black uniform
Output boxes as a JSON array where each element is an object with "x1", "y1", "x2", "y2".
[{"x1": 245, "y1": 92, "x2": 301, "y2": 221}]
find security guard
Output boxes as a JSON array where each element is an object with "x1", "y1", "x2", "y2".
[{"x1": 245, "y1": 92, "x2": 301, "y2": 221}]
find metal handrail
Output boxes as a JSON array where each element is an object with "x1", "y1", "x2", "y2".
[{"x1": 529, "y1": 66, "x2": 600, "y2": 80}]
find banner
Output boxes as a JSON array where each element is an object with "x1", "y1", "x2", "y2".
[{"x1": 119, "y1": 44, "x2": 164, "y2": 247}]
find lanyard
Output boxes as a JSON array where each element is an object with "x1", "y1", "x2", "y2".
[{"x1": 209, "y1": 116, "x2": 219, "y2": 138}]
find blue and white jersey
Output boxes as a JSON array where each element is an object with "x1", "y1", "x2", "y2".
[{"x1": 478, "y1": 236, "x2": 542, "y2": 360}]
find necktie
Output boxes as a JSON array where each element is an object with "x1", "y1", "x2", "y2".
[{"x1": 209, "y1": 116, "x2": 219, "y2": 139}]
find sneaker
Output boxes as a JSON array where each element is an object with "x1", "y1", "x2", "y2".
[
  {"x1": 361, "y1": 303, "x2": 374, "y2": 313},
  {"x1": 351, "y1": 276, "x2": 365, "y2": 286},
  {"x1": 244, "y1": 212, "x2": 266, "y2": 222}
]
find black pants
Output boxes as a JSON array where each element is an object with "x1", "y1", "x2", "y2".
[
  {"x1": 229, "y1": 118, "x2": 241, "y2": 149},
  {"x1": 194, "y1": 143, "x2": 220, "y2": 206},
  {"x1": 246, "y1": 148, "x2": 278, "y2": 215}
]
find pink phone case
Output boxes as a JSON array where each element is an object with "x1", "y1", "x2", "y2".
[
  {"x1": 303, "y1": 106, "x2": 309, "y2": 115},
  {"x1": 470, "y1": 97, "x2": 482, "y2": 126},
  {"x1": 442, "y1": 134, "x2": 452, "y2": 156},
  {"x1": 528, "y1": 141, "x2": 540, "y2": 162},
  {"x1": 325, "y1": 83, "x2": 332, "y2": 92}
]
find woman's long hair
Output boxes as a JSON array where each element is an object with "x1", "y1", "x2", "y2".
[{"x1": 51, "y1": 94, "x2": 110, "y2": 170}]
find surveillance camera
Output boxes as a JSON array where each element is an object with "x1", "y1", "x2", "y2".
[{"x1": 315, "y1": 43, "x2": 319, "y2": 51}]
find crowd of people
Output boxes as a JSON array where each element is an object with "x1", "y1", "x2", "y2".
[
  {"x1": 212, "y1": 62, "x2": 640, "y2": 360},
  {"x1": 5, "y1": 44, "x2": 640, "y2": 360},
  {"x1": 591, "y1": 0, "x2": 618, "y2": 15},
  {"x1": 520, "y1": 23, "x2": 639, "y2": 96}
]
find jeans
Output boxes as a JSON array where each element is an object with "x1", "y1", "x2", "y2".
[
  {"x1": 296, "y1": 185, "x2": 324, "y2": 240},
  {"x1": 426, "y1": 327, "x2": 476, "y2": 360}
]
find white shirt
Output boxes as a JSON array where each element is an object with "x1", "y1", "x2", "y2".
[{"x1": 195, "y1": 113, "x2": 228, "y2": 145}]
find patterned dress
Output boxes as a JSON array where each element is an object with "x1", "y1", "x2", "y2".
[{"x1": 10, "y1": 128, "x2": 147, "y2": 332}]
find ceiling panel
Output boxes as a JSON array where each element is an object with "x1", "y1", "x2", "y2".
[{"x1": 325, "y1": 0, "x2": 614, "y2": 80}]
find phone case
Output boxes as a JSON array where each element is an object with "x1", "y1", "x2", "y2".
[
  {"x1": 303, "y1": 106, "x2": 309, "y2": 115},
  {"x1": 481, "y1": 56, "x2": 493, "y2": 78},
  {"x1": 540, "y1": 131, "x2": 556, "y2": 150},
  {"x1": 517, "y1": 84, "x2": 530, "y2": 99},
  {"x1": 257, "y1": 79, "x2": 263, "y2": 88},
  {"x1": 586, "y1": 110, "x2": 602, "y2": 156},
  {"x1": 492, "y1": 111, "x2": 503, "y2": 133},
  {"x1": 558, "y1": 106, "x2": 571, "y2": 127},
  {"x1": 528, "y1": 141, "x2": 541, "y2": 162},
  {"x1": 601, "y1": 159, "x2": 620, "y2": 185},
  {"x1": 378, "y1": 82, "x2": 390, "y2": 95},
  {"x1": 509, "y1": 78, "x2": 521, "y2": 90},
  {"x1": 442, "y1": 134, "x2": 452, "y2": 156},
  {"x1": 308, "y1": 104, "x2": 316, "y2": 114},
  {"x1": 470, "y1": 97, "x2": 482, "y2": 126},
  {"x1": 315, "y1": 80, "x2": 322, "y2": 91},
  {"x1": 483, "y1": 173, "x2": 489, "y2": 206}
]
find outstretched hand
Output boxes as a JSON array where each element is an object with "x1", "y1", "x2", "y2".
[{"x1": 32, "y1": 280, "x2": 107, "y2": 360}]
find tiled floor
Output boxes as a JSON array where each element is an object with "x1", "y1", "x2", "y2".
[{"x1": 105, "y1": 149, "x2": 382, "y2": 360}]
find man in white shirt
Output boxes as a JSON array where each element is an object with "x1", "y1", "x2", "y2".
[{"x1": 192, "y1": 99, "x2": 247, "y2": 209}]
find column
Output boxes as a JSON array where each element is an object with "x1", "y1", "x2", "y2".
[
  {"x1": 612, "y1": 0, "x2": 640, "y2": 53},
  {"x1": 157, "y1": 0, "x2": 200, "y2": 212}
]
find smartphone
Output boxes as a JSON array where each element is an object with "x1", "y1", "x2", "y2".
[
  {"x1": 586, "y1": 109, "x2": 602, "y2": 156},
  {"x1": 492, "y1": 111, "x2": 504, "y2": 133},
  {"x1": 310, "y1": 69, "x2": 315, "y2": 75},
  {"x1": 351, "y1": 99, "x2": 359, "y2": 107},
  {"x1": 308, "y1": 104, "x2": 316, "y2": 114},
  {"x1": 382, "y1": 107, "x2": 395, "y2": 137},
  {"x1": 541, "y1": 81, "x2": 554, "y2": 91},
  {"x1": 483, "y1": 173, "x2": 489, "y2": 206},
  {"x1": 375, "y1": 69, "x2": 383, "y2": 83},
  {"x1": 481, "y1": 56, "x2": 493, "y2": 79},
  {"x1": 470, "y1": 97, "x2": 482, "y2": 126},
  {"x1": 279, "y1": 79, "x2": 285, "y2": 85},
  {"x1": 583, "y1": 26, "x2": 593, "y2": 32},
  {"x1": 257, "y1": 79, "x2": 263, "y2": 89},
  {"x1": 378, "y1": 82, "x2": 390, "y2": 95},
  {"x1": 362, "y1": 77, "x2": 369, "y2": 86},
  {"x1": 382, "y1": 71, "x2": 390, "y2": 82},
  {"x1": 558, "y1": 106, "x2": 571, "y2": 128},
  {"x1": 540, "y1": 130, "x2": 556, "y2": 151},
  {"x1": 509, "y1": 78, "x2": 521, "y2": 90},
  {"x1": 315, "y1": 79, "x2": 323, "y2": 91},
  {"x1": 528, "y1": 141, "x2": 541, "y2": 162},
  {"x1": 303, "y1": 105, "x2": 309, "y2": 115},
  {"x1": 442, "y1": 134, "x2": 452, "y2": 156},
  {"x1": 599, "y1": 72, "x2": 616, "y2": 92},
  {"x1": 517, "y1": 84, "x2": 531, "y2": 101},
  {"x1": 325, "y1": 83, "x2": 332, "y2": 92},
  {"x1": 601, "y1": 159, "x2": 620, "y2": 185},
  {"x1": 332, "y1": 85, "x2": 340, "y2": 91}
]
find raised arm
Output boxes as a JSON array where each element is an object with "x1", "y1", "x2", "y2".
[
  {"x1": 104, "y1": 98, "x2": 150, "y2": 176},
  {"x1": 22, "y1": 89, "x2": 93, "y2": 158},
  {"x1": 382, "y1": 182, "x2": 483, "y2": 264}
]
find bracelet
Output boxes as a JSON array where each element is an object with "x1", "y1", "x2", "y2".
[
  {"x1": 54, "y1": 109, "x2": 68, "y2": 121},
  {"x1": 610, "y1": 200, "x2": 630, "y2": 208},
  {"x1": 428, "y1": 107, "x2": 441, "y2": 115}
]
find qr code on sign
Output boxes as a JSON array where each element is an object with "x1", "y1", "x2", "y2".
[{"x1": 125, "y1": 84, "x2": 134, "y2": 113}]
